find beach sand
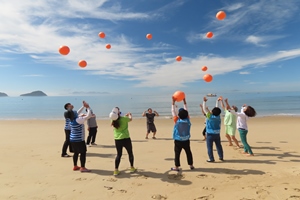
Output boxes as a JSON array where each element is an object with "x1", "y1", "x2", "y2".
[{"x1": 0, "y1": 117, "x2": 300, "y2": 200}]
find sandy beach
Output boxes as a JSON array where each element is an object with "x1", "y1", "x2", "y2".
[{"x1": 0, "y1": 116, "x2": 300, "y2": 200}]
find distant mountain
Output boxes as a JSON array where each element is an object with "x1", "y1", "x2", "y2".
[
  {"x1": 20, "y1": 90, "x2": 47, "y2": 97},
  {"x1": 0, "y1": 92, "x2": 8, "y2": 97}
]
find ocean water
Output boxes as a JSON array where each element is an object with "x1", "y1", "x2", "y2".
[{"x1": 1, "y1": 91, "x2": 300, "y2": 120}]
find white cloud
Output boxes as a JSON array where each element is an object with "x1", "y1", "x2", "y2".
[
  {"x1": 239, "y1": 71, "x2": 250, "y2": 75},
  {"x1": 21, "y1": 74, "x2": 44, "y2": 77},
  {"x1": 245, "y1": 35, "x2": 286, "y2": 46}
]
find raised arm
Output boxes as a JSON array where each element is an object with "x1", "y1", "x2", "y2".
[
  {"x1": 154, "y1": 110, "x2": 159, "y2": 116},
  {"x1": 202, "y1": 97, "x2": 208, "y2": 114},
  {"x1": 220, "y1": 99, "x2": 225, "y2": 110},
  {"x1": 142, "y1": 110, "x2": 146, "y2": 117},
  {"x1": 199, "y1": 104, "x2": 206, "y2": 116},
  {"x1": 76, "y1": 107, "x2": 92, "y2": 124},
  {"x1": 126, "y1": 112, "x2": 133, "y2": 121},
  {"x1": 224, "y1": 98, "x2": 231, "y2": 109},
  {"x1": 171, "y1": 97, "x2": 176, "y2": 117},
  {"x1": 183, "y1": 98, "x2": 187, "y2": 110}
]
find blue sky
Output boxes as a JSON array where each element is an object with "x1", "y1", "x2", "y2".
[{"x1": 0, "y1": 0, "x2": 300, "y2": 96}]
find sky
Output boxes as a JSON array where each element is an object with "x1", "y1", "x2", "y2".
[{"x1": 0, "y1": 0, "x2": 300, "y2": 96}]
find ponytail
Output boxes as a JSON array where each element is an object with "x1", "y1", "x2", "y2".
[{"x1": 111, "y1": 116, "x2": 121, "y2": 129}]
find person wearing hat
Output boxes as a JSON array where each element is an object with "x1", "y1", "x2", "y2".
[
  {"x1": 66, "y1": 101, "x2": 92, "y2": 172},
  {"x1": 142, "y1": 108, "x2": 159, "y2": 139},
  {"x1": 109, "y1": 107, "x2": 136, "y2": 176},
  {"x1": 171, "y1": 97, "x2": 194, "y2": 171}
]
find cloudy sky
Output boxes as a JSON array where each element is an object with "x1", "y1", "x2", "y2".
[{"x1": 0, "y1": 0, "x2": 300, "y2": 96}]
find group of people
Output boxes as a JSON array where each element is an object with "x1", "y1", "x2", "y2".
[{"x1": 60, "y1": 96, "x2": 256, "y2": 175}]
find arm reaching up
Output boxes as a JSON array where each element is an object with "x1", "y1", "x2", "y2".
[
  {"x1": 171, "y1": 97, "x2": 176, "y2": 117},
  {"x1": 183, "y1": 98, "x2": 187, "y2": 110},
  {"x1": 199, "y1": 104, "x2": 206, "y2": 116},
  {"x1": 202, "y1": 97, "x2": 208, "y2": 114},
  {"x1": 154, "y1": 110, "x2": 159, "y2": 116}
]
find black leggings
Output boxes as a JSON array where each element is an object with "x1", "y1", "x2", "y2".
[
  {"x1": 202, "y1": 126, "x2": 206, "y2": 137},
  {"x1": 71, "y1": 141, "x2": 87, "y2": 167},
  {"x1": 115, "y1": 138, "x2": 134, "y2": 169},
  {"x1": 174, "y1": 140, "x2": 193, "y2": 167}
]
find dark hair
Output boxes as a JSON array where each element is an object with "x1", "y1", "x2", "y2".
[
  {"x1": 232, "y1": 106, "x2": 238, "y2": 112},
  {"x1": 111, "y1": 116, "x2": 121, "y2": 129},
  {"x1": 64, "y1": 103, "x2": 71, "y2": 110},
  {"x1": 244, "y1": 106, "x2": 256, "y2": 117},
  {"x1": 212, "y1": 107, "x2": 221, "y2": 116},
  {"x1": 65, "y1": 110, "x2": 75, "y2": 121},
  {"x1": 178, "y1": 109, "x2": 188, "y2": 119},
  {"x1": 148, "y1": 108, "x2": 152, "y2": 111}
]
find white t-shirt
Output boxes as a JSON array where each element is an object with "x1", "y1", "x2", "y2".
[{"x1": 230, "y1": 106, "x2": 248, "y2": 130}]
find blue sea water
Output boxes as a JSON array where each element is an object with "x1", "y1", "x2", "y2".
[{"x1": 1, "y1": 91, "x2": 300, "y2": 120}]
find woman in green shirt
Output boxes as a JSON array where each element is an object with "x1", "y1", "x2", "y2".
[{"x1": 110, "y1": 107, "x2": 136, "y2": 176}]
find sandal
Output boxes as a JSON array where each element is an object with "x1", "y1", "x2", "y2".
[{"x1": 171, "y1": 167, "x2": 180, "y2": 172}]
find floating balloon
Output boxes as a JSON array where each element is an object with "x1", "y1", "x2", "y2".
[
  {"x1": 176, "y1": 56, "x2": 182, "y2": 62},
  {"x1": 98, "y1": 32, "x2": 105, "y2": 38},
  {"x1": 146, "y1": 34, "x2": 152, "y2": 40},
  {"x1": 203, "y1": 74, "x2": 213, "y2": 82},
  {"x1": 106, "y1": 44, "x2": 111, "y2": 49},
  {"x1": 216, "y1": 11, "x2": 226, "y2": 20},
  {"x1": 206, "y1": 32, "x2": 213, "y2": 38},
  {"x1": 202, "y1": 66, "x2": 208, "y2": 71},
  {"x1": 59, "y1": 45, "x2": 70, "y2": 55},
  {"x1": 172, "y1": 91, "x2": 185, "y2": 102},
  {"x1": 78, "y1": 60, "x2": 87, "y2": 68}
]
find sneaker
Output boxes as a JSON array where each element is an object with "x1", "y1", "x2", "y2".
[
  {"x1": 73, "y1": 166, "x2": 80, "y2": 171},
  {"x1": 206, "y1": 160, "x2": 215, "y2": 163},
  {"x1": 171, "y1": 167, "x2": 180, "y2": 172},
  {"x1": 152, "y1": 137, "x2": 156, "y2": 139},
  {"x1": 91, "y1": 143, "x2": 97, "y2": 145},
  {"x1": 130, "y1": 167, "x2": 137, "y2": 173},
  {"x1": 190, "y1": 166, "x2": 195, "y2": 170},
  {"x1": 80, "y1": 167, "x2": 91, "y2": 172},
  {"x1": 62, "y1": 154, "x2": 71, "y2": 158},
  {"x1": 113, "y1": 170, "x2": 120, "y2": 176}
]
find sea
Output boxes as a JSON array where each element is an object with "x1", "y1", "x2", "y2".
[{"x1": 1, "y1": 91, "x2": 300, "y2": 120}]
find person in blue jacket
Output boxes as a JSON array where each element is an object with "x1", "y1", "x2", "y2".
[{"x1": 171, "y1": 97, "x2": 194, "y2": 171}]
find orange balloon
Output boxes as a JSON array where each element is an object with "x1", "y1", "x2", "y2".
[
  {"x1": 176, "y1": 56, "x2": 182, "y2": 62},
  {"x1": 59, "y1": 45, "x2": 70, "y2": 55},
  {"x1": 202, "y1": 66, "x2": 208, "y2": 71},
  {"x1": 106, "y1": 44, "x2": 111, "y2": 49},
  {"x1": 98, "y1": 32, "x2": 105, "y2": 38},
  {"x1": 203, "y1": 74, "x2": 213, "y2": 82},
  {"x1": 216, "y1": 11, "x2": 226, "y2": 20},
  {"x1": 172, "y1": 91, "x2": 185, "y2": 102},
  {"x1": 78, "y1": 60, "x2": 87, "y2": 68},
  {"x1": 146, "y1": 34, "x2": 152, "y2": 40},
  {"x1": 206, "y1": 32, "x2": 213, "y2": 38}
]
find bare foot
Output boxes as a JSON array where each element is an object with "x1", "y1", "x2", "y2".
[
  {"x1": 247, "y1": 154, "x2": 254, "y2": 157},
  {"x1": 228, "y1": 144, "x2": 233, "y2": 146}
]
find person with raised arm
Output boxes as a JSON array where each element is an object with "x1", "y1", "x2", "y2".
[{"x1": 142, "y1": 108, "x2": 159, "y2": 139}]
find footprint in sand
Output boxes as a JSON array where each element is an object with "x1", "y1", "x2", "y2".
[
  {"x1": 256, "y1": 189, "x2": 270, "y2": 199},
  {"x1": 104, "y1": 186, "x2": 113, "y2": 190},
  {"x1": 106, "y1": 178, "x2": 117, "y2": 182},
  {"x1": 118, "y1": 189, "x2": 127, "y2": 193},
  {"x1": 287, "y1": 196, "x2": 300, "y2": 200},
  {"x1": 228, "y1": 175, "x2": 241, "y2": 180},
  {"x1": 294, "y1": 188, "x2": 300, "y2": 192},
  {"x1": 202, "y1": 186, "x2": 216, "y2": 191},
  {"x1": 168, "y1": 174, "x2": 185, "y2": 180},
  {"x1": 151, "y1": 194, "x2": 167, "y2": 200},
  {"x1": 136, "y1": 174, "x2": 149, "y2": 179},
  {"x1": 197, "y1": 174, "x2": 208, "y2": 178},
  {"x1": 194, "y1": 194, "x2": 214, "y2": 200},
  {"x1": 240, "y1": 198, "x2": 255, "y2": 200},
  {"x1": 75, "y1": 178, "x2": 87, "y2": 181}
]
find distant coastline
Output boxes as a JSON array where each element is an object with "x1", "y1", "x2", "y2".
[
  {"x1": 20, "y1": 91, "x2": 47, "y2": 97},
  {"x1": 0, "y1": 92, "x2": 8, "y2": 97}
]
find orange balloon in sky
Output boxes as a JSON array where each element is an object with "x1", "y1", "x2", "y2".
[
  {"x1": 98, "y1": 32, "x2": 105, "y2": 38},
  {"x1": 216, "y1": 11, "x2": 226, "y2": 20},
  {"x1": 59, "y1": 45, "x2": 70, "y2": 55},
  {"x1": 176, "y1": 56, "x2": 182, "y2": 62},
  {"x1": 203, "y1": 74, "x2": 213, "y2": 82},
  {"x1": 146, "y1": 34, "x2": 152, "y2": 40},
  {"x1": 202, "y1": 66, "x2": 208, "y2": 71},
  {"x1": 106, "y1": 44, "x2": 111, "y2": 49},
  {"x1": 78, "y1": 60, "x2": 87, "y2": 68},
  {"x1": 206, "y1": 32, "x2": 213, "y2": 38},
  {"x1": 172, "y1": 91, "x2": 185, "y2": 102}
]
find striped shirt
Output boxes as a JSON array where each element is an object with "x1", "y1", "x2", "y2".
[{"x1": 70, "y1": 107, "x2": 91, "y2": 142}]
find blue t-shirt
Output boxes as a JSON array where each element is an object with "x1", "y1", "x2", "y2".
[
  {"x1": 206, "y1": 113, "x2": 221, "y2": 134},
  {"x1": 173, "y1": 118, "x2": 191, "y2": 141}
]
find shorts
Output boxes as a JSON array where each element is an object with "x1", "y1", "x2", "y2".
[
  {"x1": 225, "y1": 125, "x2": 236, "y2": 136},
  {"x1": 71, "y1": 141, "x2": 87, "y2": 153},
  {"x1": 147, "y1": 123, "x2": 157, "y2": 133}
]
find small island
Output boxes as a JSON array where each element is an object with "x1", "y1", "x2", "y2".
[
  {"x1": 0, "y1": 92, "x2": 8, "y2": 97},
  {"x1": 20, "y1": 90, "x2": 47, "y2": 97}
]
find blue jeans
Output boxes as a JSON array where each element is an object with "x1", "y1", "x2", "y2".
[{"x1": 206, "y1": 134, "x2": 223, "y2": 161}]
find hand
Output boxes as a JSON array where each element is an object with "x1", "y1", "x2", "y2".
[
  {"x1": 243, "y1": 104, "x2": 247, "y2": 107},
  {"x1": 172, "y1": 96, "x2": 176, "y2": 102},
  {"x1": 224, "y1": 98, "x2": 228, "y2": 102},
  {"x1": 218, "y1": 96, "x2": 223, "y2": 101},
  {"x1": 203, "y1": 97, "x2": 208, "y2": 102}
]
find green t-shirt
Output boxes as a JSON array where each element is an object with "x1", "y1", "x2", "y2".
[
  {"x1": 224, "y1": 109, "x2": 237, "y2": 127},
  {"x1": 113, "y1": 116, "x2": 131, "y2": 140}
]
